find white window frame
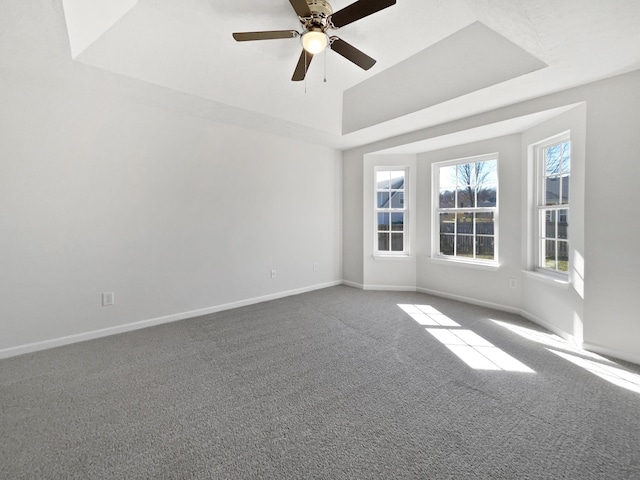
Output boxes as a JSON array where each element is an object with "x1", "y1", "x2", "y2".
[
  {"x1": 432, "y1": 153, "x2": 499, "y2": 266},
  {"x1": 374, "y1": 167, "x2": 409, "y2": 256},
  {"x1": 533, "y1": 132, "x2": 571, "y2": 278}
]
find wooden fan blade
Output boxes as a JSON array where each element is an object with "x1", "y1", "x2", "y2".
[
  {"x1": 329, "y1": 0, "x2": 396, "y2": 28},
  {"x1": 292, "y1": 50, "x2": 314, "y2": 81},
  {"x1": 289, "y1": 0, "x2": 312, "y2": 17},
  {"x1": 232, "y1": 30, "x2": 298, "y2": 41},
  {"x1": 330, "y1": 37, "x2": 376, "y2": 70}
]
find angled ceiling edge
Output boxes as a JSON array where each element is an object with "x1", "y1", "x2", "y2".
[{"x1": 62, "y1": 0, "x2": 139, "y2": 58}]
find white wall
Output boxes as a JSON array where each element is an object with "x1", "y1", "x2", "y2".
[
  {"x1": 341, "y1": 70, "x2": 640, "y2": 365},
  {"x1": 520, "y1": 105, "x2": 586, "y2": 342},
  {"x1": 342, "y1": 148, "x2": 365, "y2": 287},
  {"x1": 416, "y1": 135, "x2": 523, "y2": 311},
  {"x1": 581, "y1": 74, "x2": 640, "y2": 362},
  {"x1": 0, "y1": 76, "x2": 342, "y2": 355},
  {"x1": 362, "y1": 154, "x2": 417, "y2": 290}
]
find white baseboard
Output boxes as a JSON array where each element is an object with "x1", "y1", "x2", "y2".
[
  {"x1": 364, "y1": 284, "x2": 417, "y2": 292},
  {"x1": 4, "y1": 280, "x2": 637, "y2": 368},
  {"x1": 416, "y1": 287, "x2": 521, "y2": 315},
  {"x1": 582, "y1": 342, "x2": 640, "y2": 366},
  {"x1": 414, "y1": 287, "x2": 637, "y2": 366},
  {"x1": 517, "y1": 310, "x2": 581, "y2": 346},
  {"x1": 415, "y1": 287, "x2": 577, "y2": 342},
  {"x1": 0, "y1": 281, "x2": 342, "y2": 360}
]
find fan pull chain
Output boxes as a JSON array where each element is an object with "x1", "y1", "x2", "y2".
[
  {"x1": 304, "y1": 49, "x2": 308, "y2": 94},
  {"x1": 324, "y1": 48, "x2": 327, "y2": 83}
]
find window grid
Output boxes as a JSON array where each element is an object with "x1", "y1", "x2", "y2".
[
  {"x1": 375, "y1": 168, "x2": 407, "y2": 254},
  {"x1": 537, "y1": 137, "x2": 570, "y2": 274},
  {"x1": 434, "y1": 156, "x2": 498, "y2": 263}
]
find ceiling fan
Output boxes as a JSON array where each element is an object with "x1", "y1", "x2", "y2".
[{"x1": 232, "y1": 0, "x2": 396, "y2": 81}]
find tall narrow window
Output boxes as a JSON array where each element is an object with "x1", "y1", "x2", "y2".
[
  {"x1": 433, "y1": 155, "x2": 498, "y2": 263},
  {"x1": 536, "y1": 134, "x2": 571, "y2": 274},
  {"x1": 375, "y1": 168, "x2": 407, "y2": 254}
]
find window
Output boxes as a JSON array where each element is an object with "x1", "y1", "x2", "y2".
[
  {"x1": 535, "y1": 134, "x2": 571, "y2": 274},
  {"x1": 375, "y1": 168, "x2": 407, "y2": 254},
  {"x1": 433, "y1": 155, "x2": 498, "y2": 263}
]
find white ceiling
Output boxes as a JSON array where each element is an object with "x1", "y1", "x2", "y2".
[{"x1": 25, "y1": 1, "x2": 640, "y2": 148}]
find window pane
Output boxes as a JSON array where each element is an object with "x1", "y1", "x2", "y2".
[
  {"x1": 545, "y1": 210, "x2": 556, "y2": 238},
  {"x1": 391, "y1": 191, "x2": 405, "y2": 209},
  {"x1": 477, "y1": 186, "x2": 497, "y2": 207},
  {"x1": 391, "y1": 233, "x2": 404, "y2": 251},
  {"x1": 440, "y1": 213, "x2": 455, "y2": 234},
  {"x1": 457, "y1": 212, "x2": 474, "y2": 235},
  {"x1": 476, "y1": 236, "x2": 494, "y2": 260},
  {"x1": 434, "y1": 158, "x2": 498, "y2": 264},
  {"x1": 457, "y1": 164, "x2": 475, "y2": 187},
  {"x1": 390, "y1": 171, "x2": 405, "y2": 190},
  {"x1": 376, "y1": 169, "x2": 407, "y2": 255},
  {"x1": 545, "y1": 240, "x2": 557, "y2": 270},
  {"x1": 545, "y1": 177, "x2": 560, "y2": 205},
  {"x1": 391, "y1": 212, "x2": 404, "y2": 231},
  {"x1": 440, "y1": 235, "x2": 454, "y2": 256},
  {"x1": 536, "y1": 137, "x2": 569, "y2": 273},
  {"x1": 476, "y1": 160, "x2": 498, "y2": 186},
  {"x1": 377, "y1": 213, "x2": 389, "y2": 231},
  {"x1": 558, "y1": 209, "x2": 568, "y2": 239},
  {"x1": 476, "y1": 212, "x2": 494, "y2": 235},
  {"x1": 456, "y1": 235, "x2": 474, "y2": 258},
  {"x1": 376, "y1": 171, "x2": 390, "y2": 190},
  {"x1": 378, "y1": 232, "x2": 389, "y2": 251},
  {"x1": 439, "y1": 165, "x2": 456, "y2": 189},
  {"x1": 439, "y1": 189, "x2": 455, "y2": 208},
  {"x1": 377, "y1": 192, "x2": 390, "y2": 208},
  {"x1": 546, "y1": 145, "x2": 563, "y2": 175},
  {"x1": 558, "y1": 241, "x2": 569, "y2": 272},
  {"x1": 561, "y1": 142, "x2": 571, "y2": 173},
  {"x1": 561, "y1": 175, "x2": 570, "y2": 204},
  {"x1": 457, "y1": 186, "x2": 474, "y2": 208}
]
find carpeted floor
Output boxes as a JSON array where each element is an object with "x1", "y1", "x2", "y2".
[{"x1": 2, "y1": 286, "x2": 639, "y2": 479}]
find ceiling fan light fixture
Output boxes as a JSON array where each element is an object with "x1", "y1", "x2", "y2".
[{"x1": 301, "y1": 30, "x2": 328, "y2": 54}]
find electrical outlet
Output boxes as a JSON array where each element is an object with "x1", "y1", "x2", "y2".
[
  {"x1": 508, "y1": 279, "x2": 518, "y2": 289},
  {"x1": 271, "y1": 269, "x2": 276, "y2": 279},
  {"x1": 102, "y1": 292, "x2": 115, "y2": 306},
  {"x1": 313, "y1": 262, "x2": 319, "y2": 272}
]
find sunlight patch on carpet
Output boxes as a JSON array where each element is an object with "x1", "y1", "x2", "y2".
[
  {"x1": 399, "y1": 305, "x2": 534, "y2": 372},
  {"x1": 397, "y1": 304, "x2": 460, "y2": 327},
  {"x1": 548, "y1": 349, "x2": 640, "y2": 394},
  {"x1": 491, "y1": 320, "x2": 608, "y2": 362}
]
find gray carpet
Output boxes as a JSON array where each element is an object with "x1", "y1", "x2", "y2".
[{"x1": 2, "y1": 286, "x2": 639, "y2": 479}]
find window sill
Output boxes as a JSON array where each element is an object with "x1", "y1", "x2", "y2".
[
  {"x1": 372, "y1": 254, "x2": 412, "y2": 260},
  {"x1": 522, "y1": 270, "x2": 570, "y2": 289},
  {"x1": 429, "y1": 256, "x2": 500, "y2": 271}
]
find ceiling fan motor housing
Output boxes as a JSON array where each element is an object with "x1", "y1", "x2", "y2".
[
  {"x1": 302, "y1": 0, "x2": 333, "y2": 31},
  {"x1": 306, "y1": 0, "x2": 333, "y2": 17}
]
